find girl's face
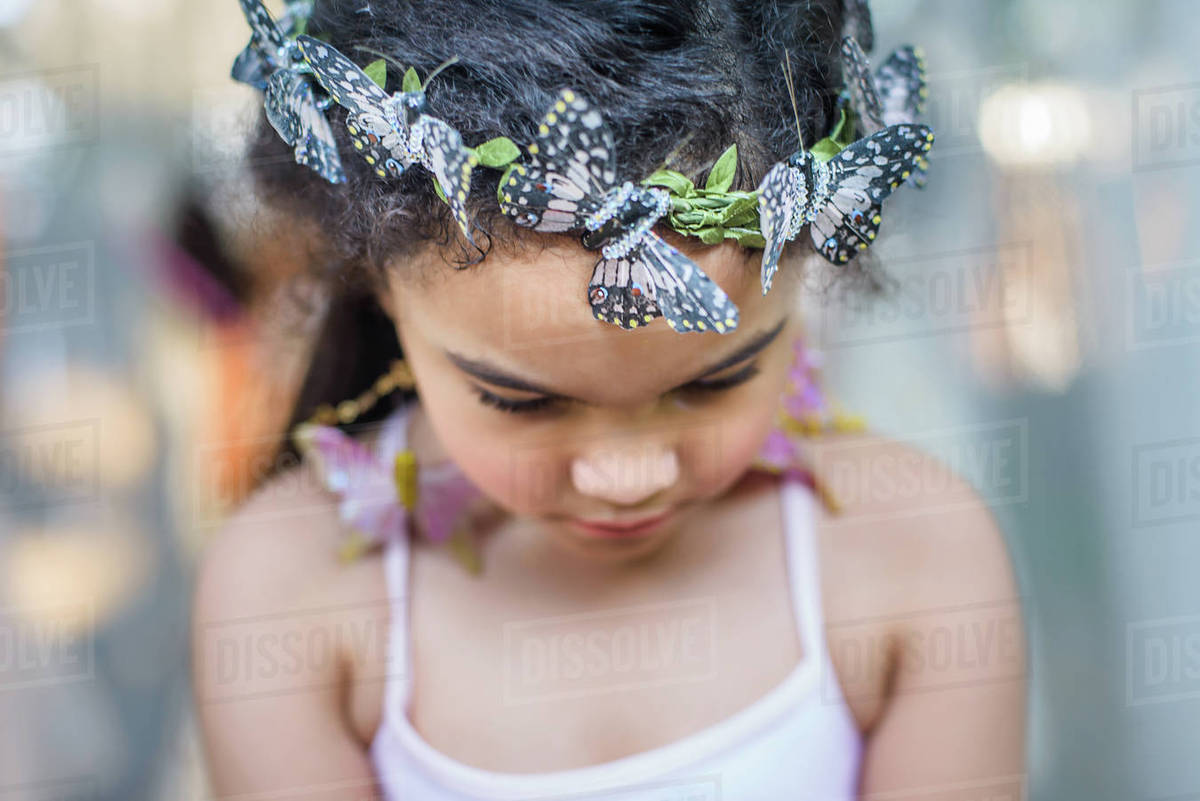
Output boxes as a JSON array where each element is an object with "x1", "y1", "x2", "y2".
[{"x1": 386, "y1": 234, "x2": 802, "y2": 561}]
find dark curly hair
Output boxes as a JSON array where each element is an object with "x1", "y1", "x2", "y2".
[{"x1": 243, "y1": 0, "x2": 857, "y2": 455}]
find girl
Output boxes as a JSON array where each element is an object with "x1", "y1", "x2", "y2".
[{"x1": 193, "y1": 1, "x2": 1026, "y2": 798}]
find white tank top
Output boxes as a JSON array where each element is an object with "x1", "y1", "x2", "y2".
[{"x1": 369, "y1": 407, "x2": 863, "y2": 800}]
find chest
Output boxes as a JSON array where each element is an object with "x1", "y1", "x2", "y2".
[{"x1": 393, "y1": 486, "x2": 809, "y2": 772}]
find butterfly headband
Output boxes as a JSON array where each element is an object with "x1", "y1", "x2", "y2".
[{"x1": 232, "y1": 0, "x2": 934, "y2": 335}]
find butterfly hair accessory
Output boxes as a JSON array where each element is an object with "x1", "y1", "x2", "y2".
[
  {"x1": 840, "y1": 36, "x2": 931, "y2": 187},
  {"x1": 231, "y1": 0, "x2": 345, "y2": 184},
  {"x1": 498, "y1": 90, "x2": 740, "y2": 334},
  {"x1": 296, "y1": 35, "x2": 480, "y2": 246},
  {"x1": 755, "y1": 49, "x2": 934, "y2": 293}
]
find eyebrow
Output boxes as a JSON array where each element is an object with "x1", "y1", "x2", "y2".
[{"x1": 445, "y1": 317, "x2": 788, "y2": 400}]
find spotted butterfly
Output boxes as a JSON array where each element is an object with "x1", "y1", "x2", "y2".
[
  {"x1": 757, "y1": 123, "x2": 934, "y2": 291},
  {"x1": 295, "y1": 35, "x2": 478, "y2": 246},
  {"x1": 841, "y1": 36, "x2": 930, "y2": 186},
  {"x1": 231, "y1": 0, "x2": 344, "y2": 184},
  {"x1": 497, "y1": 90, "x2": 739, "y2": 334}
]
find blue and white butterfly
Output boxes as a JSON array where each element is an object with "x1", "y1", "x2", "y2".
[
  {"x1": 295, "y1": 35, "x2": 478, "y2": 246},
  {"x1": 841, "y1": 36, "x2": 930, "y2": 186},
  {"x1": 231, "y1": 0, "x2": 344, "y2": 184},
  {"x1": 497, "y1": 90, "x2": 740, "y2": 334},
  {"x1": 757, "y1": 123, "x2": 933, "y2": 292}
]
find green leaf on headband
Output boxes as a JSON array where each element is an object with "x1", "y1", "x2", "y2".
[
  {"x1": 472, "y1": 137, "x2": 520, "y2": 168},
  {"x1": 704, "y1": 144, "x2": 738, "y2": 194},
  {"x1": 698, "y1": 227, "x2": 726, "y2": 245},
  {"x1": 643, "y1": 169, "x2": 694, "y2": 197},
  {"x1": 402, "y1": 67, "x2": 422, "y2": 94},
  {"x1": 432, "y1": 177, "x2": 447, "y2": 202},
  {"x1": 364, "y1": 59, "x2": 387, "y2": 90},
  {"x1": 812, "y1": 106, "x2": 854, "y2": 163}
]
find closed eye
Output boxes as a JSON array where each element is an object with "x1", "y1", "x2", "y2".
[{"x1": 679, "y1": 362, "x2": 761, "y2": 394}]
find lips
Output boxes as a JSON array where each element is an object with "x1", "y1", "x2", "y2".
[{"x1": 567, "y1": 507, "x2": 679, "y2": 539}]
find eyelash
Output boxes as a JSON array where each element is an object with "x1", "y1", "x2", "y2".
[{"x1": 471, "y1": 363, "x2": 761, "y2": 415}]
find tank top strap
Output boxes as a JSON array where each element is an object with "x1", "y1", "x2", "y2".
[
  {"x1": 779, "y1": 475, "x2": 826, "y2": 661},
  {"x1": 376, "y1": 403, "x2": 415, "y2": 714}
]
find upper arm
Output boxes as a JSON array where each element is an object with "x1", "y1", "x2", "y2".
[
  {"x1": 191, "y1": 474, "x2": 382, "y2": 800},
  {"x1": 815, "y1": 435, "x2": 1027, "y2": 798}
]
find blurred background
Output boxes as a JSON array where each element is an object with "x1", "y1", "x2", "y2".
[{"x1": 0, "y1": 0, "x2": 1196, "y2": 798}]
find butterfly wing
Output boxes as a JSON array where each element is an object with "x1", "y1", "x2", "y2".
[
  {"x1": 294, "y1": 424, "x2": 407, "y2": 545},
  {"x1": 876, "y1": 46, "x2": 928, "y2": 126},
  {"x1": 296, "y1": 35, "x2": 390, "y2": 117},
  {"x1": 231, "y1": 0, "x2": 289, "y2": 88},
  {"x1": 415, "y1": 115, "x2": 478, "y2": 246},
  {"x1": 842, "y1": 0, "x2": 874, "y2": 53},
  {"x1": 499, "y1": 89, "x2": 612, "y2": 231},
  {"x1": 808, "y1": 124, "x2": 933, "y2": 264},
  {"x1": 627, "y1": 234, "x2": 739, "y2": 333},
  {"x1": 757, "y1": 159, "x2": 805, "y2": 294},
  {"x1": 876, "y1": 46, "x2": 930, "y2": 186},
  {"x1": 264, "y1": 70, "x2": 346, "y2": 184},
  {"x1": 841, "y1": 36, "x2": 884, "y2": 135},
  {"x1": 588, "y1": 256, "x2": 662, "y2": 329},
  {"x1": 239, "y1": 0, "x2": 287, "y2": 52},
  {"x1": 414, "y1": 463, "x2": 484, "y2": 544}
]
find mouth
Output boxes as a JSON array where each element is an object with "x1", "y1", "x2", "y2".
[{"x1": 566, "y1": 507, "x2": 680, "y2": 540}]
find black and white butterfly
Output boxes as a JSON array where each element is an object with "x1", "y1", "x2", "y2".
[
  {"x1": 497, "y1": 90, "x2": 739, "y2": 334},
  {"x1": 841, "y1": 36, "x2": 930, "y2": 186},
  {"x1": 757, "y1": 123, "x2": 934, "y2": 291},
  {"x1": 231, "y1": 0, "x2": 344, "y2": 184},
  {"x1": 296, "y1": 35, "x2": 478, "y2": 246}
]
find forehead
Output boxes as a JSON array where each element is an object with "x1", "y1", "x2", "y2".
[{"x1": 391, "y1": 234, "x2": 797, "y2": 399}]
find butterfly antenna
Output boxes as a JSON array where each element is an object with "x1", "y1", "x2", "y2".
[
  {"x1": 657, "y1": 131, "x2": 697, "y2": 174},
  {"x1": 782, "y1": 51, "x2": 805, "y2": 154},
  {"x1": 422, "y1": 56, "x2": 460, "y2": 90}
]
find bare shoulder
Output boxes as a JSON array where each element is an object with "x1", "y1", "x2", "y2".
[
  {"x1": 194, "y1": 464, "x2": 369, "y2": 616},
  {"x1": 807, "y1": 430, "x2": 1025, "y2": 731},
  {"x1": 191, "y1": 464, "x2": 390, "y2": 739}
]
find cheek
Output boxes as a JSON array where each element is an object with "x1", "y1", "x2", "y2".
[
  {"x1": 680, "y1": 387, "x2": 781, "y2": 499},
  {"x1": 410, "y1": 373, "x2": 569, "y2": 517}
]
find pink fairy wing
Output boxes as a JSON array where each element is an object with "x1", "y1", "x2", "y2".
[
  {"x1": 294, "y1": 423, "x2": 408, "y2": 545},
  {"x1": 414, "y1": 461, "x2": 484, "y2": 543}
]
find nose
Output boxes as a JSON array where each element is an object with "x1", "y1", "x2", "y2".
[{"x1": 570, "y1": 444, "x2": 680, "y2": 506}]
